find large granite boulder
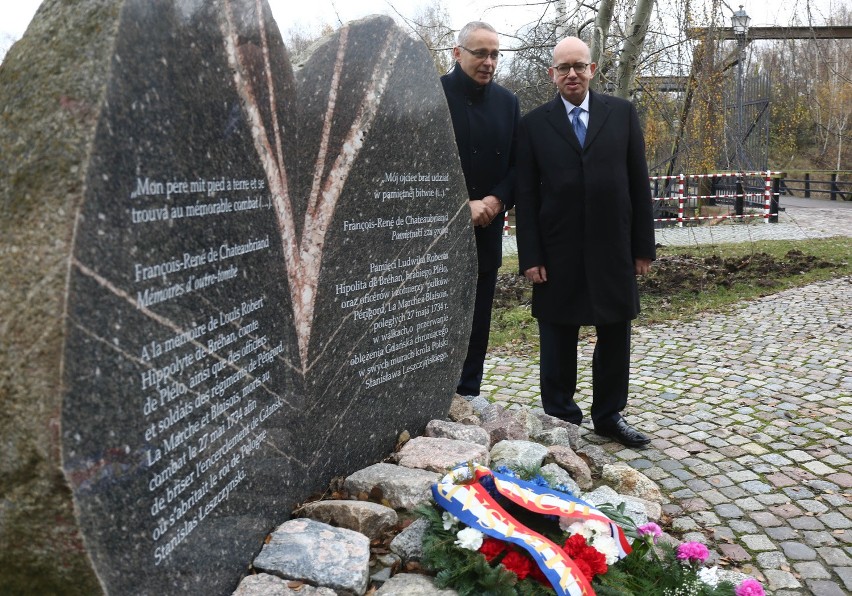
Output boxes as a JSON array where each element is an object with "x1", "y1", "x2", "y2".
[{"x1": 0, "y1": 1, "x2": 474, "y2": 593}]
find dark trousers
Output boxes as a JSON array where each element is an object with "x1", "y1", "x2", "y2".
[
  {"x1": 538, "y1": 319, "x2": 631, "y2": 428},
  {"x1": 456, "y1": 268, "x2": 498, "y2": 396}
]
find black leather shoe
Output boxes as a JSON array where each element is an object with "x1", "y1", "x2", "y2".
[{"x1": 594, "y1": 418, "x2": 651, "y2": 448}]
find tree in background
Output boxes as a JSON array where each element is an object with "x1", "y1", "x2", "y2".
[
  {"x1": 404, "y1": 0, "x2": 455, "y2": 75},
  {"x1": 806, "y1": 7, "x2": 852, "y2": 171},
  {"x1": 613, "y1": 0, "x2": 654, "y2": 99},
  {"x1": 662, "y1": 0, "x2": 727, "y2": 177},
  {"x1": 284, "y1": 0, "x2": 847, "y2": 179},
  {"x1": 751, "y1": 2, "x2": 851, "y2": 172},
  {"x1": 499, "y1": 0, "x2": 660, "y2": 112},
  {"x1": 756, "y1": 37, "x2": 812, "y2": 170},
  {"x1": 282, "y1": 22, "x2": 335, "y2": 59}
]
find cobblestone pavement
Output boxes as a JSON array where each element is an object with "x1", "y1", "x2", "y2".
[{"x1": 489, "y1": 203, "x2": 852, "y2": 594}]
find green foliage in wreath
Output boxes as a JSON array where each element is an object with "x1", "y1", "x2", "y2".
[
  {"x1": 591, "y1": 541, "x2": 737, "y2": 596},
  {"x1": 417, "y1": 499, "x2": 740, "y2": 596},
  {"x1": 417, "y1": 503, "x2": 553, "y2": 596}
]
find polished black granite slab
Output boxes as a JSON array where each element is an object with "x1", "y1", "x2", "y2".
[{"x1": 0, "y1": 1, "x2": 474, "y2": 594}]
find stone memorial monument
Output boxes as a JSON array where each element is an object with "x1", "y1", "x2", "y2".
[{"x1": 0, "y1": 1, "x2": 476, "y2": 593}]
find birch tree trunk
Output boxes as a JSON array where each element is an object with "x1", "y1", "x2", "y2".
[
  {"x1": 555, "y1": 0, "x2": 568, "y2": 39},
  {"x1": 590, "y1": 0, "x2": 615, "y2": 92},
  {"x1": 614, "y1": 0, "x2": 654, "y2": 99}
]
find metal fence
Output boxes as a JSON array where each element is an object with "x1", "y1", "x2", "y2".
[
  {"x1": 502, "y1": 170, "x2": 785, "y2": 235},
  {"x1": 650, "y1": 171, "x2": 783, "y2": 227}
]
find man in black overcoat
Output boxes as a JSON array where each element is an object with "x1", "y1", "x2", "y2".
[
  {"x1": 441, "y1": 21, "x2": 520, "y2": 398},
  {"x1": 515, "y1": 36, "x2": 656, "y2": 447}
]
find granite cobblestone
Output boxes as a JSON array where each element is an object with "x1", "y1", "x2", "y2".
[{"x1": 489, "y1": 204, "x2": 851, "y2": 595}]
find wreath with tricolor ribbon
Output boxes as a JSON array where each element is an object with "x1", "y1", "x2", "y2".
[{"x1": 432, "y1": 462, "x2": 632, "y2": 596}]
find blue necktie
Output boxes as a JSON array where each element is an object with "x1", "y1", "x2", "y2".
[{"x1": 571, "y1": 106, "x2": 586, "y2": 147}]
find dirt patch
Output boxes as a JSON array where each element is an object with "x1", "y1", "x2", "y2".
[
  {"x1": 493, "y1": 269, "x2": 532, "y2": 308},
  {"x1": 639, "y1": 249, "x2": 833, "y2": 295},
  {"x1": 495, "y1": 250, "x2": 833, "y2": 306}
]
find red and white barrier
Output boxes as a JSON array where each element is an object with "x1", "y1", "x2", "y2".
[
  {"x1": 498, "y1": 170, "x2": 781, "y2": 233},
  {"x1": 652, "y1": 170, "x2": 781, "y2": 226}
]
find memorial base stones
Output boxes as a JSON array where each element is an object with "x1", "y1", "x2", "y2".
[{"x1": 0, "y1": 1, "x2": 475, "y2": 594}]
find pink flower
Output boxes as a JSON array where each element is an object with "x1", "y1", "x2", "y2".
[
  {"x1": 676, "y1": 541, "x2": 709, "y2": 563},
  {"x1": 637, "y1": 522, "x2": 662, "y2": 542},
  {"x1": 735, "y1": 578, "x2": 766, "y2": 596}
]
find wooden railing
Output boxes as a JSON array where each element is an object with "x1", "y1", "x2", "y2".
[{"x1": 779, "y1": 170, "x2": 850, "y2": 201}]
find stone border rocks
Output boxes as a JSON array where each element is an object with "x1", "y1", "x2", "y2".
[{"x1": 233, "y1": 397, "x2": 673, "y2": 595}]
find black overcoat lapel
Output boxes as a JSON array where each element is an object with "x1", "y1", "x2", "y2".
[
  {"x1": 584, "y1": 90, "x2": 611, "y2": 149},
  {"x1": 544, "y1": 95, "x2": 582, "y2": 153}
]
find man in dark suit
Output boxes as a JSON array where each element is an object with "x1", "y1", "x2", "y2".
[
  {"x1": 442, "y1": 22, "x2": 520, "y2": 398},
  {"x1": 515, "y1": 36, "x2": 655, "y2": 448}
]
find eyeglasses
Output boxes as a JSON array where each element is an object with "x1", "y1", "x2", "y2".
[
  {"x1": 553, "y1": 62, "x2": 591, "y2": 75},
  {"x1": 459, "y1": 46, "x2": 501, "y2": 61}
]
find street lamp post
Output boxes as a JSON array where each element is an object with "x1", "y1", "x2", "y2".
[{"x1": 732, "y1": 5, "x2": 750, "y2": 214}]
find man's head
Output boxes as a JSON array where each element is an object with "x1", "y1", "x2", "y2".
[
  {"x1": 453, "y1": 21, "x2": 500, "y2": 85},
  {"x1": 549, "y1": 37, "x2": 596, "y2": 105}
]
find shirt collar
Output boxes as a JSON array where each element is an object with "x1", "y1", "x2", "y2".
[{"x1": 560, "y1": 92, "x2": 589, "y2": 114}]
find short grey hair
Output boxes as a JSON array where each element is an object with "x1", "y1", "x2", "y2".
[{"x1": 457, "y1": 21, "x2": 497, "y2": 47}]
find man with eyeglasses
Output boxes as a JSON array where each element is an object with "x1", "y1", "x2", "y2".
[
  {"x1": 515, "y1": 36, "x2": 655, "y2": 448},
  {"x1": 441, "y1": 21, "x2": 520, "y2": 400}
]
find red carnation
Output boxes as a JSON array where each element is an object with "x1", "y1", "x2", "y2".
[
  {"x1": 563, "y1": 533, "x2": 588, "y2": 557},
  {"x1": 562, "y1": 533, "x2": 608, "y2": 580},
  {"x1": 579, "y1": 546, "x2": 608, "y2": 577},
  {"x1": 573, "y1": 558, "x2": 593, "y2": 582},
  {"x1": 528, "y1": 560, "x2": 550, "y2": 585},
  {"x1": 501, "y1": 550, "x2": 533, "y2": 580},
  {"x1": 479, "y1": 538, "x2": 508, "y2": 562}
]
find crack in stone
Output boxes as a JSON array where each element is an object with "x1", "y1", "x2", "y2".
[{"x1": 72, "y1": 259, "x2": 295, "y2": 416}]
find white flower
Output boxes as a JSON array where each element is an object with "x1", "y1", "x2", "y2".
[
  {"x1": 585, "y1": 519, "x2": 610, "y2": 536},
  {"x1": 450, "y1": 466, "x2": 475, "y2": 483},
  {"x1": 591, "y1": 535, "x2": 620, "y2": 565},
  {"x1": 442, "y1": 511, "x2": 459, "y2": 531},
  {"x1": 454, "y1": 527, "x2": 484, "y2": 551},
  {"x1": 562, "y1": 518, "x2": 610, "y2": 540},
  {"x1": 563, "y1": 520, "x2": 592, "y2": 538},
  {"x1": 697, "y1": 566, "x2": 720, "y2": 587},
  {"x1": 663, "y1": 580, "x2": 704, "y2": 596}
]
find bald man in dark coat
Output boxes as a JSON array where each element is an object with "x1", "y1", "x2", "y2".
[{"x1": 515, "y1": 36, "x2": 655, "y2": 448}]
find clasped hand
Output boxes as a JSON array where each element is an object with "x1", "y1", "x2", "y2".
[{"x1": 469, "y1": 195, "x2": 503, "y2": 227}]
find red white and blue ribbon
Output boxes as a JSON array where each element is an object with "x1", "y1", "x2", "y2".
[{"x1": 432, "y1": 463, "x2": 632, "y2": 596}]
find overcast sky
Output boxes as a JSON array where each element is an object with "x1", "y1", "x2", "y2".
[{"x1": 1, "y1": 0, "x2": 843, "y2": 63}]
